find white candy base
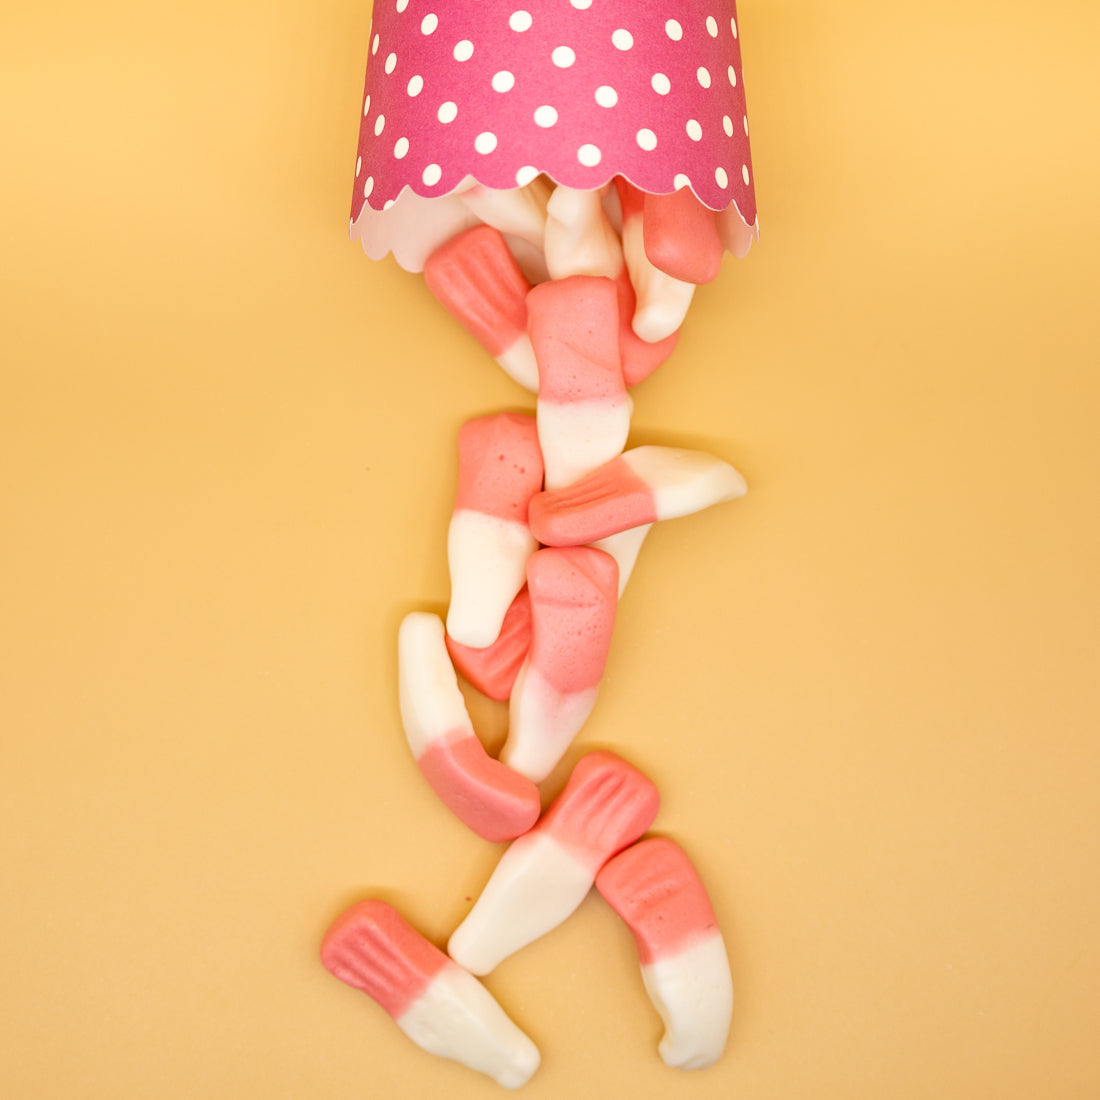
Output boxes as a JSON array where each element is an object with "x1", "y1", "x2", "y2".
[
  {"x1": 640, "y1": 935, "x2": 733, "y2": 1071},
  {"x1": 396, "y1": 962, "x2": 540, "y2": 1088}
]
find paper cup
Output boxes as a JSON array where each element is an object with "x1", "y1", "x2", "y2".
[{"x1": 350, "y1": 0, "x2": 758, "y2": 270}]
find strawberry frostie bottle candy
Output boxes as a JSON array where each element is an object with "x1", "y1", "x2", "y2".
[
  {"x1": 445, "y1": 412, "x2": 543, "y2": 649},
  {"x1": 321, "y1": 899, "x2": 540, "y2": 1087},
  {"x1": 424, "y1": 226, "x2": 540, "y2": 391},
  {"x1": 527, "y1": 276, "x2": 631, "y2": 490},
  {"x1": 543, "y1": 183, "x2": 681, "y2": 386},
  {"x1": 501, "y1": 546, "x2": 620, "y2": 783},
  {"x1": 597, "y1": 837, "x2": 734, "y2": 1070},
  {"x1": 528, "y1": 444, "x2": 747, "y2": 547}
]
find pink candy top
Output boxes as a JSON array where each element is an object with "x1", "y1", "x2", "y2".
[
  {"x1": 351, "y1": 0, "x2": 757, "y2": 228},
  {"x1": 454, "y1": 412, "x2": 544, "y2": 519},
  {"x1": 537, "y1": 750, "x2": 660, "y2": 866},
  {"x1": 528, "y1": 453, "x2": 658, "y2": 546},
  {"x1": 526, "y1": 546, "x2": 619, "y2": 692},
  {"x1": 596, "y1": 837, "x2": 721, "y2": 963},
  {"x1": 416, "y1": 733, "x2": 541, "y2": 842},
  {"x1": 320, "y1": 899, "x2": 449, "y2": 1019},
  {"x1": 423, "y1": 225, "x2": 532, "y2": 355}
]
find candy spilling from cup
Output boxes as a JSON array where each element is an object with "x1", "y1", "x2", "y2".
[{"x1": 323, "y1": 1, "x2": 757, "y2": 1086}]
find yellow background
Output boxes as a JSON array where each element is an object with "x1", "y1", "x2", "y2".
[{"x1": 3, "y1": 1, "x2": 1099, "y2": 1096}]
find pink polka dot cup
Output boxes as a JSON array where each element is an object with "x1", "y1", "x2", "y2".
[{"x1": 351, "y1": 0, "x2": 758, "y2": 270}]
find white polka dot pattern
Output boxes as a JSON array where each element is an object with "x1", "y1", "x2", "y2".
[
  {"x1": 351, "y1": 0, "x2": 756, "y2": 228},
  {"x1": 577, "y1": 143, "x2": 601, "y2": 166}
]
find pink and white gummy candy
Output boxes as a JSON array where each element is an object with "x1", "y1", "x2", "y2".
[
  {"x1": 424, "y1": 226, "x2": 540, "y2": 391},
  {"x1": 528, "y1": 275, "x2": 631, "y2": 490},
  {"x1": 446, "y1": 412, "x2": 543, "y2": 649},
  {"x1": 501, "y1": 546, "x2": 620, "y2": 783},
  {"x1": 321, "y1": 899, "x2": 540, "y2": 1087},
  {"x1": 398, "y1": 612, "x2": 541, "y2": 843},
  {"x1": 528, "y1": 444, "x2": 748, "y2": 548},
  {"x1": 597, "y1": 837, "x2": 733, "y2": 1070}
]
